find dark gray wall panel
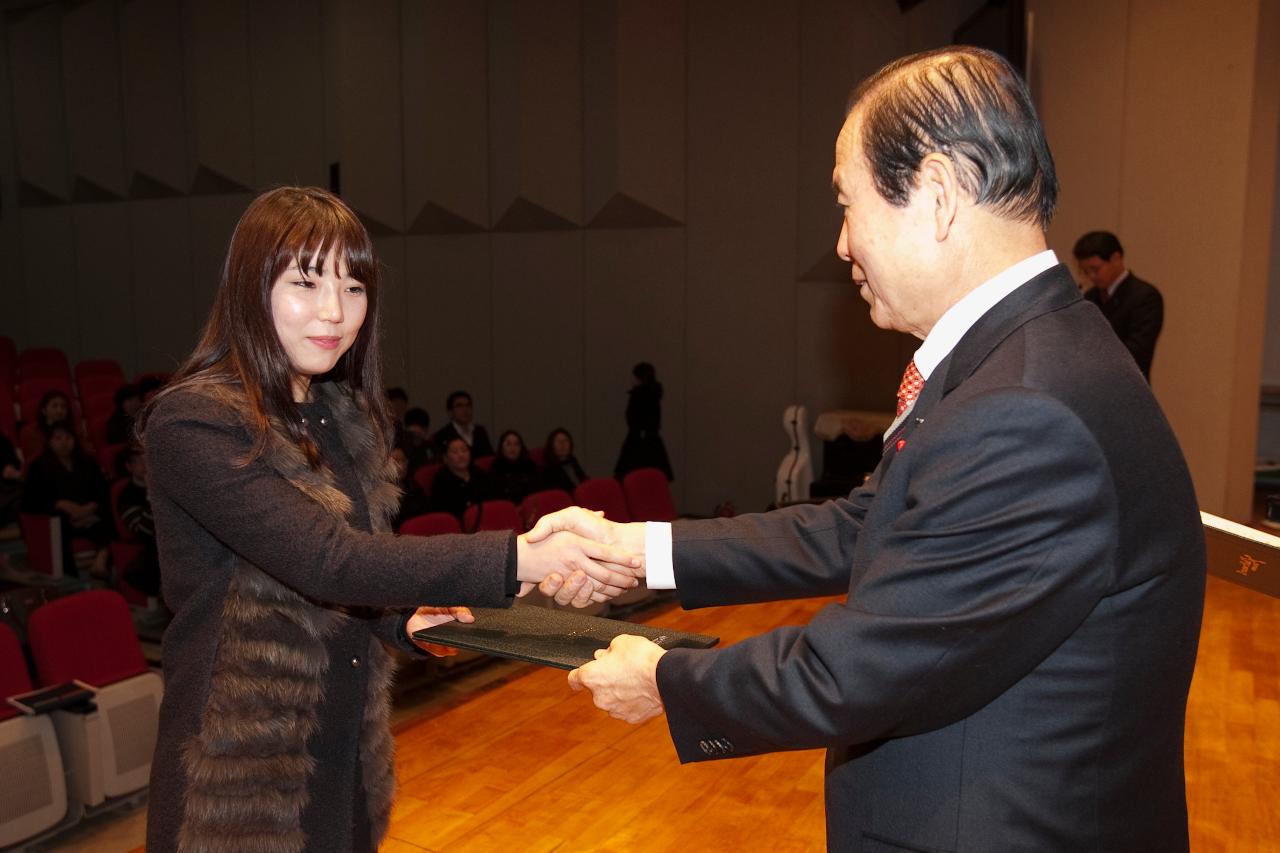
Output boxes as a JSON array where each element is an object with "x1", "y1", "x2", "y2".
[
  {"x1": 121, "y1": 0, "x2": 191, "y2": 194},
  {"x1": 490, "y1": 233, "x2": 584, "y2": 457},
  {"x1": 584, "y1": 0, "x2": 685, "y2": 225},
  {"x1": 129, "y1": 200, "x2": 194, "y2": 372},
  {"x1": 582, "y1": 229, "x2": 686, "y2": 500},
  {"x1": 18, "y1": 208, "x2": 77, "y2": 351},
  {"x1": 248, "y1": 0, "x2": 326, "y2": 188},
  {"x1": 0, "y1": 15, "x2": 26, "y2": 344},
  {"x1": 184, "y1": 0, "x2": 254, "y2": 191},
  {"x1": 374, "y1": 235, "x2": 409, "y2": 389},
  {"x1": 10, "y1": 4, "x2": 68, "y2": 200},
  {"x1": 71, "y1": 204, "x2": 136, "y2": 368},
  {"x1": 187, "y1": 193, "x2": 252, "y2": 339},
  {"x1": 328, "y1": 0, "x2": 403, "y2": 233},
  {"x1": 402, "y1": 0, "x2": 489, "y2": 231},
  {"x1": 62, "y1": 0, "x2": 128, "y2": 198},
  {"x1": 685, "y1": 0, "x2": 798, "y2": 512},
  {"x1": 403, "y1": 234, "x2": 494, "y2": 431},
  {"x1": 488, "y1": 0, "x2": 582, "y2": 227},
  {"x1": 796, "y1": 1, "x2": 905, "y2": 280}
]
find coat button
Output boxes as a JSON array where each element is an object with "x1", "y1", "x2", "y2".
[
  {"x1": 350, "y1": 655, "x2": 361, "y2": 668},
  {"x1": 320, "y1": 417, "x2": 328, "y2": 426},
  {"x1": 699, "y1": 740, "x2": 712, "y2": 755}
]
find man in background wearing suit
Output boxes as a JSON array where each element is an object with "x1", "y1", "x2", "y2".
[
  {"x1": 1073, "y1": 230, "x2": 1164, "y2": 379},
  {"x1": 432, "y1": 389, "x2": 494, "y2": 458},
  {"x1": 535, "y1": 46, "x2": 1206, "y2": 851}
]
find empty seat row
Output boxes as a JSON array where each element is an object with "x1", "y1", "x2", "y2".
[{"x1": 0, "y1": 590, "x2": 162, "y2": 849}]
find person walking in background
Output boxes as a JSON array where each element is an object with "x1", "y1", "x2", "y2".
[{"x1": 614, "y1": 362, "x2": 673, "y2": 481}]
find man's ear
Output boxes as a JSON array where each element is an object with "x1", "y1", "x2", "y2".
[{"x1": 918, "y1": 153, "x2": 959, "y2": 241}]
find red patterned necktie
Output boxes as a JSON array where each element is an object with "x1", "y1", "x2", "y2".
[{"x1": 896, "y1": 360, "x2": 924, "y2": 417}]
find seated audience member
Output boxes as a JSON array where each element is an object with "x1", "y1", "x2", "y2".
[
  {"x1": 0, "y1": 433, "x2": 21, "y2": 527},
  {"x1": 490, "y1": 430, "x2": 540, "y2": 504},
  {"x1": 400, "y1": 406, "x2": 437, "y2": 473},
  {"x1": 23, "y1": 420, "x2": 112, "y2": 576},
  {"x1": 19, "y1": 389, "x2": 74, "y2": 461},
  {"x1": 116, "y1": 442, "x2": 161, "y2": 599},
  {"x1": 540, "y1": 427, "x2": 588, "y2": 494},
  {"x1": 433, "y1": 390, "x2": 494, "y2": 458},
  {"x1": 390, "y1": 446, "x2": 432, "y2": 531},
  {"x1": 106, "y1": 383, "x2": 143, "y2": 445},
  {"x1": 431, "y1": 436, "x2": 492, "y2": 522}
]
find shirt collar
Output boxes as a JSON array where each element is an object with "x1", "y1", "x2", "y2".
[
  {"x1": 1106, "y1": 268, "x2": 1130, "y2": 298},
  {"x1": 913, "y1": 249, "x2": 1058, "y2": 380}
]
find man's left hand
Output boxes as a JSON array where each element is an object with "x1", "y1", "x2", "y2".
[{"x1": 568, "y1": 634, "x2": 666, "y2": 724}]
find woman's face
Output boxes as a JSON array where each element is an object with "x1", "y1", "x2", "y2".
[
  {"x1": 271, "y1": 249, "x2": 368, "y2": 401},
  {"x1": 445, "y1": 439, "x2": 470, "y2": 474},
  {"x1": 43, "y1": 395, "x2": 69, "y2": 424},
  {"x1": 552, "y1": 432, "x2": 572, "y2": 460},
  {"x1": 501, "y1": 434, "x2": 523, "y2": 461}
]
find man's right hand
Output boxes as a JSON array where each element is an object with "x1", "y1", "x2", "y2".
[{"x1": 525, "y1": 506, "x2": 647, "y2": 565}]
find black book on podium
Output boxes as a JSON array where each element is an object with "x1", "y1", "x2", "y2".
[{"x1": 413, "y1": 606, "x2": 719, "y2": 670}]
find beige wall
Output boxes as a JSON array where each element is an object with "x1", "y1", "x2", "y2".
[{"x1": 1030, "y1": 0, "x2": 1280, "y2": 518}]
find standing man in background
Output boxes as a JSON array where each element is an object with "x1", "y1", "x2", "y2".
[{"x1": 1073, "y1": 230, "x2": 1164, "y2": 379}]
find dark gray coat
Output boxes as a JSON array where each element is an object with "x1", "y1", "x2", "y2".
[
  {"x1": 656, "y1": 266, "x2": 1205, "y2": 851},
  {"x1": 144, "y1": 381, "x2": 516, "y2": 852}
]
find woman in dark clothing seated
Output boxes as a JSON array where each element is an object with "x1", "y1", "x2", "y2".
[
  {"x1": 390, "y1": 446, "x2": 432, "y2": 531},
  {"x1": 490, "y1": 430, "x2": 540, "y2": 505},
  {"x1": 431, "y1": 436, "x2": 492, "y2": 523},
  {"x1": 18, "y1": 389, "x2": 73, "y2": 462},
  {"x1": 23, "y1": 420, "x2": 112, "y2": 576},
  {"x1": 539, "y1": 427, "x2": 588, "y2": 495}
]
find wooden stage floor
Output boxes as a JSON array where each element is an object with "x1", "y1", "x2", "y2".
[{"x1": 381, "y1": 574, "x2": 1279, "y2": 852}]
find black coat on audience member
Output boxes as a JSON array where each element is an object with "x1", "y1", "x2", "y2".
[
  {"x1": 431, "y1": 465, "x2": 492, "y2": 522},
  {"x1": 540, "y1": 456, "x2": 588, "y2": 495},
  {"x1": 23, "y1": 442, "x2": 113, "y2": 547},
  {"x1": 490, "y1": 455, "x2": 540, "y2": 505},
  {"x1": 614, "y1": 381, "x2": 673, "y2": 480}
]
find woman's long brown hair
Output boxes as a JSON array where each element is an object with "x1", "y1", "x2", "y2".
[{"x1": 140, "y1": 186, "x2": 391, "y2": 468}]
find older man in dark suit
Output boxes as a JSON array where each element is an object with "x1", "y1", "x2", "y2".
[
  {"x1": 536, "y1": 46, "x2": 1205, "y2": 852},
  {"x1": 1073, "y1": 230, "x2": 1164, "y2": 379}
]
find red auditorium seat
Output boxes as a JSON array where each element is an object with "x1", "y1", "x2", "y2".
[
  {"x1": 399, "y1": 512, "x2": 462, "y2": 537},
  {"x1": 621, "y1": 467, "x2": 677, "y2": 522},
  {"x1": 73, "y1": 359, "x2": 125, "y2": 388},
  {"x1": 17, "y1": 348, "x2": 70, "y2": 381},
  {"x1": 463, "y1": 500, "x2": 523, "y2": 533},
  {"x1": 26, "y1": 589, "x2": 163, "y2": 806},
  {"x1": 473, "y1": 454, "x2": 495, "y2": 473},
  {"x1": 413, "y1": 462, "x2": 442, "y2": 496},
  {"x1": 574, "y1": 477, "x2": 632, "y2": 522},
  {"x1": 520, "y1": 488, "x2": 574, "y2": 529},
  {"x1": 0, "y1": 623, "x2": 71, "y2": 847},
  {"x1": 27, "y1": 590, "x2": 147, "y2": 688}
]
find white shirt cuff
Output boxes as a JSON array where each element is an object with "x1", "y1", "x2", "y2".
[{"x1": 644, "y1": 522, "x2": 675, "y2": 589}]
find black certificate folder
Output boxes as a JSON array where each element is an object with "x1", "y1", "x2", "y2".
[{"x1": 413, "y1": 606, "x2": 719, "y2": 670}]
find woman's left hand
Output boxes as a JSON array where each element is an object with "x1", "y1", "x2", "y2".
[{"x1": 406, "y1": 605, "x2": 474, "y2": 657}]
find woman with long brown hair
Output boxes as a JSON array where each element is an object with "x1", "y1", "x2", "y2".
[{"x1": 140, "y1": 187, "x2": 637, "y2": 853}]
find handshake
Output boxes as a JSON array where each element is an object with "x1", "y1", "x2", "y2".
[{"x1": 408, "y1": 507, "x2": 668, "y2": 725}]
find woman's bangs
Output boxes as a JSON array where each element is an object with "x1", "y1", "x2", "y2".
[{"x1": 273, "y1": 210, "x2": 376, "y2": 288}]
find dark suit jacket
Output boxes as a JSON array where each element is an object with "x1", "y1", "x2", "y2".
[
  {"x1": 1084, "y1": 271, "x2": 1163, "y2": 379},
  {"x1": 656, "y1": 265, "x2": 1205, "y2": 852},
  {"x1": 432, "y1": 421, "x2": 493, "y2": 458}
]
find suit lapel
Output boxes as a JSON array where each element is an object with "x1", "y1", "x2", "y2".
[{"x1": 870, "y1": 264, "x2": 1081, "y2": 483}]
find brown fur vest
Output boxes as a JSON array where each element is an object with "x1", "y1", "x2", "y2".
[{"x1": 176, "y1": 382, "x2": 403, "y2": 853}]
